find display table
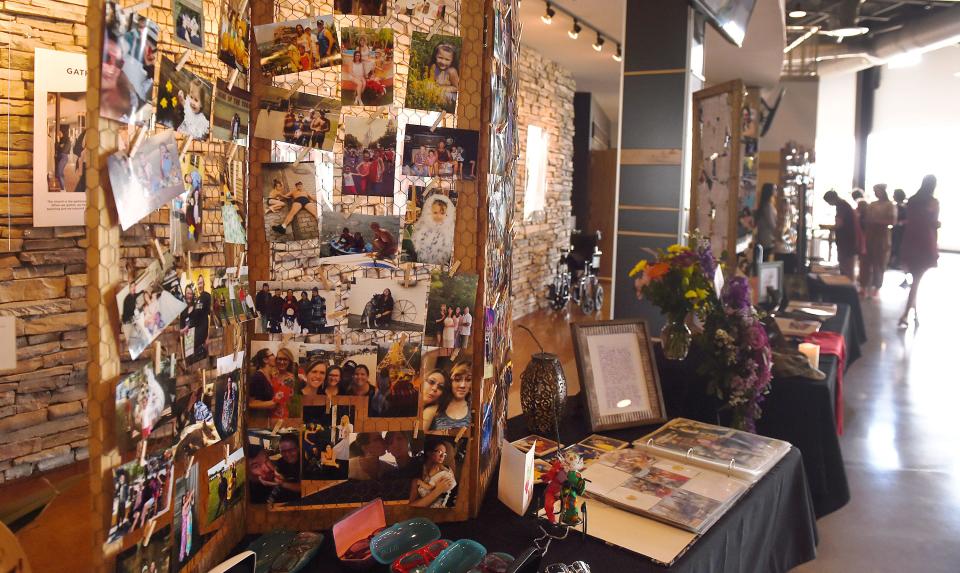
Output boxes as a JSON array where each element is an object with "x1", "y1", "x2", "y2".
[
  {"x1": 807, "y1": 275, "x2": 867, "y2": 365},
  {"x1": 252, "y1": 408, "x2": 817, "y2": 573},
  {"x1": 655, "y1": 303, "x2": 856, "y2": 517}
]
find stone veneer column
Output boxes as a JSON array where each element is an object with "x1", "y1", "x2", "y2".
[{"x1": 611, "y1": 0, "x2": 702, "y2": 329}]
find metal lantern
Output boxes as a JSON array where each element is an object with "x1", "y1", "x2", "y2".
[{"x1": 520, "y1": 352, "x2": 567, "y2": 436}]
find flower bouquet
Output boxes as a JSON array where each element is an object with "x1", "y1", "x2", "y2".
[
  {"x1": 694, "y1": 276, "x2": 773, "y2": 431},
  {"x1": 630, "y1": 241, "x2": 718, "y2": 359}
]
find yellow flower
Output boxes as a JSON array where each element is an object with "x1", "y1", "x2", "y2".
[
  {"x1": 629, "y1": 260, "x2": 648, "y2": 277},
  {"x1": 684, "y1": 290, "x2": 699, "y2": 300},
  {"x1": 667, "y1": 244, "x2": 688, "y2": 254}
]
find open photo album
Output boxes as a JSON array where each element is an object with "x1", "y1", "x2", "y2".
[{"x1": 581, "y1": 419, "x2": 790, "y2": 534}]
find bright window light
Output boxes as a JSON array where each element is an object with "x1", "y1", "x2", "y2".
[
  {"x1": 887, "y1": 51, "x2": 923, "y2": 69},
  {"x1": 523, "y1": 125, "x2": 549, "y2": 218}
]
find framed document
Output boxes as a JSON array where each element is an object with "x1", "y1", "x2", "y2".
[
  {"x1": 570, "y1": 320, "x2": 666, "y2": 432},
  {"x1": 757, "y1": 260, "x2": 784, "y2": 305}
]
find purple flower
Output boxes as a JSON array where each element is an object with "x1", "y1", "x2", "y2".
[
  {"x1": 722, "y1": 276, "x2": 752, "y2": 312},
  {"x1": 696, "y1": 246, "x2": 718, "y2": 278}
]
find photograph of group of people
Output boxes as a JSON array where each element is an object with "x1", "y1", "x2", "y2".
[
  {"x1": 402, "y1": 181, "x2": 458, "y2": 265},
  {"x1": 173, "y1": 0, "x2": 204, "y2": 51},
  {"x1": 406, "y1": 32, "x2": 462, "y2": 114},
  {"x1": 340, "y1": 27, "x2": 395, "y2": 107},
  {"x1": 210, "y1": 268, "x2": 257, "y2": 327},
  {"x1": 100, "y1": 1, "x2": 158, "y2": 125},
  {"x1": 342, "y1": 115, "x2": 398, "y2": 197},
  {"x1": 424, "y1": 272, "x2": 478, "y2": 351},
  {"x1": 401, "y1": 125, "x2": 479, "y2": 180},
  {"x1": 116, "y1": 525, "x2": 171, "y2": 573},
  {"x1": 114, "y1": 359, "x2": 177, "y2": 455},
  {"x1": 253, "y1": 281, "x2": 335, "y2": 335},
  {"x1": 108, "y1": 450, "x2": 174, "y2": 544},
  {"x1": 318, "y1": 211, "x2": 402, "y2": 260},
  {"x1": 302, "y1": 405, "x2": 355, "y2": 482},
  {"x1": 345, "y1": 276, "x2": 429, "y2": 332},
  {"x1": 107, "y1": 130, "x2": 186, "y2": 231},
  {"x1": 255, "y1": 15, "x2": 341, "y2": 76},
  {"x1": 398, "y1": 0, "x2": 449, "y2": 20},
  {"x1": 46, "y1": 92, "x2": 87, "y2": 194},
  {"x1": 261, "y1": 161, "x2": 320, "y2": 242},
  {"x1": 116, "y1": 251, "x2": 186, "y2": 360},
  {"x1": 205, "y1": 448, "x2": 245, "y2": 525}
]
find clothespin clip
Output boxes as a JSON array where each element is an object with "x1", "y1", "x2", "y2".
[
  {"x1": 426, "y1": 14, "x2": 443, "y2": 40},
  {"x1": 138, "y1": 439, "x2": 147, "y2": 465},
  {"x1": 227, "y1": 68, "x2": 240, "y2": 91},
  {"x1": 238, "y1": 0, "x2": 249, "y2": 14},
  {"x1": 142, "y1": 519, "x2": 157, "y2": 546},
  {"x1": 455, "y1": 425, "x2": 467, "y2": 443},
  {"x1": 169, "y1": 351, "x2": 176, "y2": 376},
  {"x1": 127, "y1": 125, "x2": 148, "y2": 160},
  {"x1": 334, "y1": 331, "x2": 343, "y2": 352},
  {"x1": 451, "y1": 347, "x2": 460, "y2": 361},
  {"x1": 175, "y1": 50, "x2": 192, "y2": 71},
  {"x1": 226, "y1": 141, "x2": 239, "y2": 163},
  {"x1": 429, "y1": 112, "x2": 444, "y2": 133},
  {"x1": 403, "y1": 263, "x2": 412, "y2": 286},
  {"x1": 296, "y1": 145, "x2": 312, "y2": 163},
  {"x1": 413, "y1": 420, "x2": 420, "y2": 438},
  {"x1": 286, "y1": 79, "x2": 304, "y2": 99},
  {"x1": 152, "y1": 238, "x2": 164, "y2": 263},
  {"x1": 154, "y1": 341, "x2": 162, "y2": 373},
  {"x1": 126, "y1": 0, "x2": 151, "y2": 14},
  {"x1": 448, "y1": 259, "x2": 461, "y2": 276},
  {"x1": 178, "y1": 135, "x2": 194, "y2": 163}
]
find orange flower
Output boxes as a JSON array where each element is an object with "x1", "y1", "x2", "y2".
[{"x1": 645, "y1": 262, "x2": 670, "y2": 281}]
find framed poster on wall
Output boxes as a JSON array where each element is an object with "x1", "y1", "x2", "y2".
[{"x1": 32, "y1": 48, "x2": 88, "y2": 226}]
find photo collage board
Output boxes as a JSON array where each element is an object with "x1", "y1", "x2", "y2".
[
  {"x1": 93, "y1": 0, "x2": 503, "y2": 562},
  {"x1": 97, "y1": 0, "x2": 256, "y2": 569},
  {"x1": 243, "y1": 0, "x2": 492, "y2": 522}
]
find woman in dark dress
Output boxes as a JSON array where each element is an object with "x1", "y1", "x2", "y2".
[{"x1": 898, "y1": 175, "x2": 940, "y2": 327}]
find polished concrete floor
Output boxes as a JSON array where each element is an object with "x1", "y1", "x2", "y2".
[{"x1": 10, "y1": 260, "x2": 960, "y2": 570}]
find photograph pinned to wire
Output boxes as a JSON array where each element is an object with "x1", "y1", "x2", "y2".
[
  {"x1": 212, "y1": 79, "x2": 250, "y2": 146},
  {"x1": 100, "y1": 0, "x2": 158, "y2": 126},
  {"x1": 116, "y1": 250, "x2": 186, "y2": 360},
  {"x1": 342, "y1": 115, "x2": 398, "y2": 197},
  {"x1": 303, "y1": 404, "x2": 355, "y2": 483},
  {"x1": 107, "y1": 449, "x2": 174, "y2": 545},
  {"x1": 225, "y1": 265, "x2": 257, "y2": 323},
  {"x1": 421, "y1": 347, "x2": 473, "y2": 431},
  {"x1": 117, "y1": 525, "x2": 171, "y2": 573},
  {"x1": 318, "y1": 208, "x2": 402, "y2": 262},
  {"x1": 171, "y1": 463, "x2": 203, "y2": 570},
  {"x1": 402, "y1": 124, "x2": 479, "y2": 181},
  {"x1": 340, "y1": 27, "x2": 395, "y2": 107},
  {"x1": 171, "y1": 379, "x2": 221, "y2": 460},
  {"x1": 156, "y1": 56, "x2": 212, "y2": 140},
  {"x1": 254, "y1": 281, "x2": 338, "y2": 336},
  {"x1": 406, "y1": 32, "x2": 462, "y2": 114},
  {"x1": 246, "y1": 428, "x2": 300, "y2": 506},
  {"x1": 254, "y1": 15, "x2": 341, "y2": 76},
  {"x1": 335, "y1": 0, "x2": 389, "y2": 17},
  {"x1": 173, "y1": 0, "x2": 205, "y2": 51},
  {"x1": 219, "y1": 163, "x2": 246, "y2": 245},
  {"x1": 247, "y1": 340, "x2": 302, "y2": 422},
  {"x1": 203, "y1": 447, "x2": 246, "y2": 527},
  {"x1": 261, "y1": 161, "x2": 320, "y2": 243},
  {"x1": 179, "y1": 268, "x2": 215, "y2": 365},
  {"x1": 345, "y1": 275, "x2": 430, "y2": 333},
  {"x1": 254, "y1": 85, "x2": 340, "y2": 152},
  {"x1": 106, "y1": 130, "x2": 185, "y2": 231},
  {"x1": 397, "y1": 0, "x2": 451, "y2": 22},
  {"x1": 218, "y1": 0, "x2": 250, "y2": 74},
  {"x1": 401, "y1": 178, "x2": 458, "y2": 266},
  {"x1": 369, "y1": 337, "x2": 423, "y2": 418},
  {"x1": 114, "y1": 357, "x2": 177, "y2": 455},
  {"x1": 171, "y1": 152, "x2": 204, "y2": 255},
  {"x1": 423, "y1": 270, "x2": 478, "y2": 353}
]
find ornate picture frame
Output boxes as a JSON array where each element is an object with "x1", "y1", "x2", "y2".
[{"x1": 570, "y1": 320, "x2": 667, "y2": 432}]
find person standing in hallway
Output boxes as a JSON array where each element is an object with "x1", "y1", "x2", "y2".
[
  {"x1": 890, "y1": 188, "x2": 907, "y2": 270},
  {"x1": 754, "y1": 183, "x2": 779, "y2": 257},
  {"x1": 861, "y1": 183, "x2": 897, "y2": 298},
  {"x1": 824, "y1": 190, "x2": 861, "y2": 281},
  {"x1": 898, "y1": 175, "x2": 940, "y2": 327}
]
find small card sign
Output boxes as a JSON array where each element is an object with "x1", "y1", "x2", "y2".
[{"x1": 497, "y1": 439, "x2": 536, "y2": 516}]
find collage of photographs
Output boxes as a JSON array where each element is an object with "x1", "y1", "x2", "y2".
[{"x1": 97, "y1": 0, "x2": 498, "y2": 565}]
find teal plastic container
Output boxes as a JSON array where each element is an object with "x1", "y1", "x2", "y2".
[
  {"x1": 425, "y1": 539, "x2": 487, "y2": 573},
  {"x1": 369, "y1": 517, "x2": 442, "y2": 564}
]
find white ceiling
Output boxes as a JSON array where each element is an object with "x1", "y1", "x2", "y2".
[{"x1": 518, "y1": 0, "x2": 626, "y2": 134}]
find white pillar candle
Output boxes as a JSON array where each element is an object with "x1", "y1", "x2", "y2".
[{"x1": 798, "y1": 343, "x2": 820, "y2": 369}]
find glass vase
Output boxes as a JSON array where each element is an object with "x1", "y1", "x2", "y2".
[{"x1": 661, "y1": 315, "x2": 692, "y2": 360}]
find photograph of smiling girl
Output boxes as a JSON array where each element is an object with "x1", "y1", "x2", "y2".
[
  {"x1": 421, "y1": 350, "x2": 473, "y2": 432},
  {"x1": 409, "y1": 436, "x2": 467, "y2": 508},
  {"x1": 406, "y1": 32, "x2": 462, "y2": 114}
]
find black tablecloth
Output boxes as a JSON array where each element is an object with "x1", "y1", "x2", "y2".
[
  {"x1": 271, "y1": 407, "x2": 818, "y2": 573},
  {"x1": 655, "y1": 304, "x2": 854, "y2": 517},
  {"x1": 806, "y1": 276, "x2": 867, "y2": 365}
]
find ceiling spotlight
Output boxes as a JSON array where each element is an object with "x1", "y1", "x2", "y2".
[
  {"x1": 612, "y1": 44, "x2": 622, "y2": 62},
  {"x1": 541, "y1": 2, "x2": 555, "y2": 24},
  {"x1": 788, "y1": 10, "x2": 807, "y2": 18},
  {"x1": 593, "y1": 33, "x2": 605, "y2": 52},
  {"x1": 568, "y1": 19, "x2": 581, "y2": 39}
]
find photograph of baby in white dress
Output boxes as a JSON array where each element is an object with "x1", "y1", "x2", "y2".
[
  {"x1": 156, "y1": 56, "x2": 212, "y2": 140},
  {"x1": 402, "y1": 180, "x2": 457, "y2": 266}
]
